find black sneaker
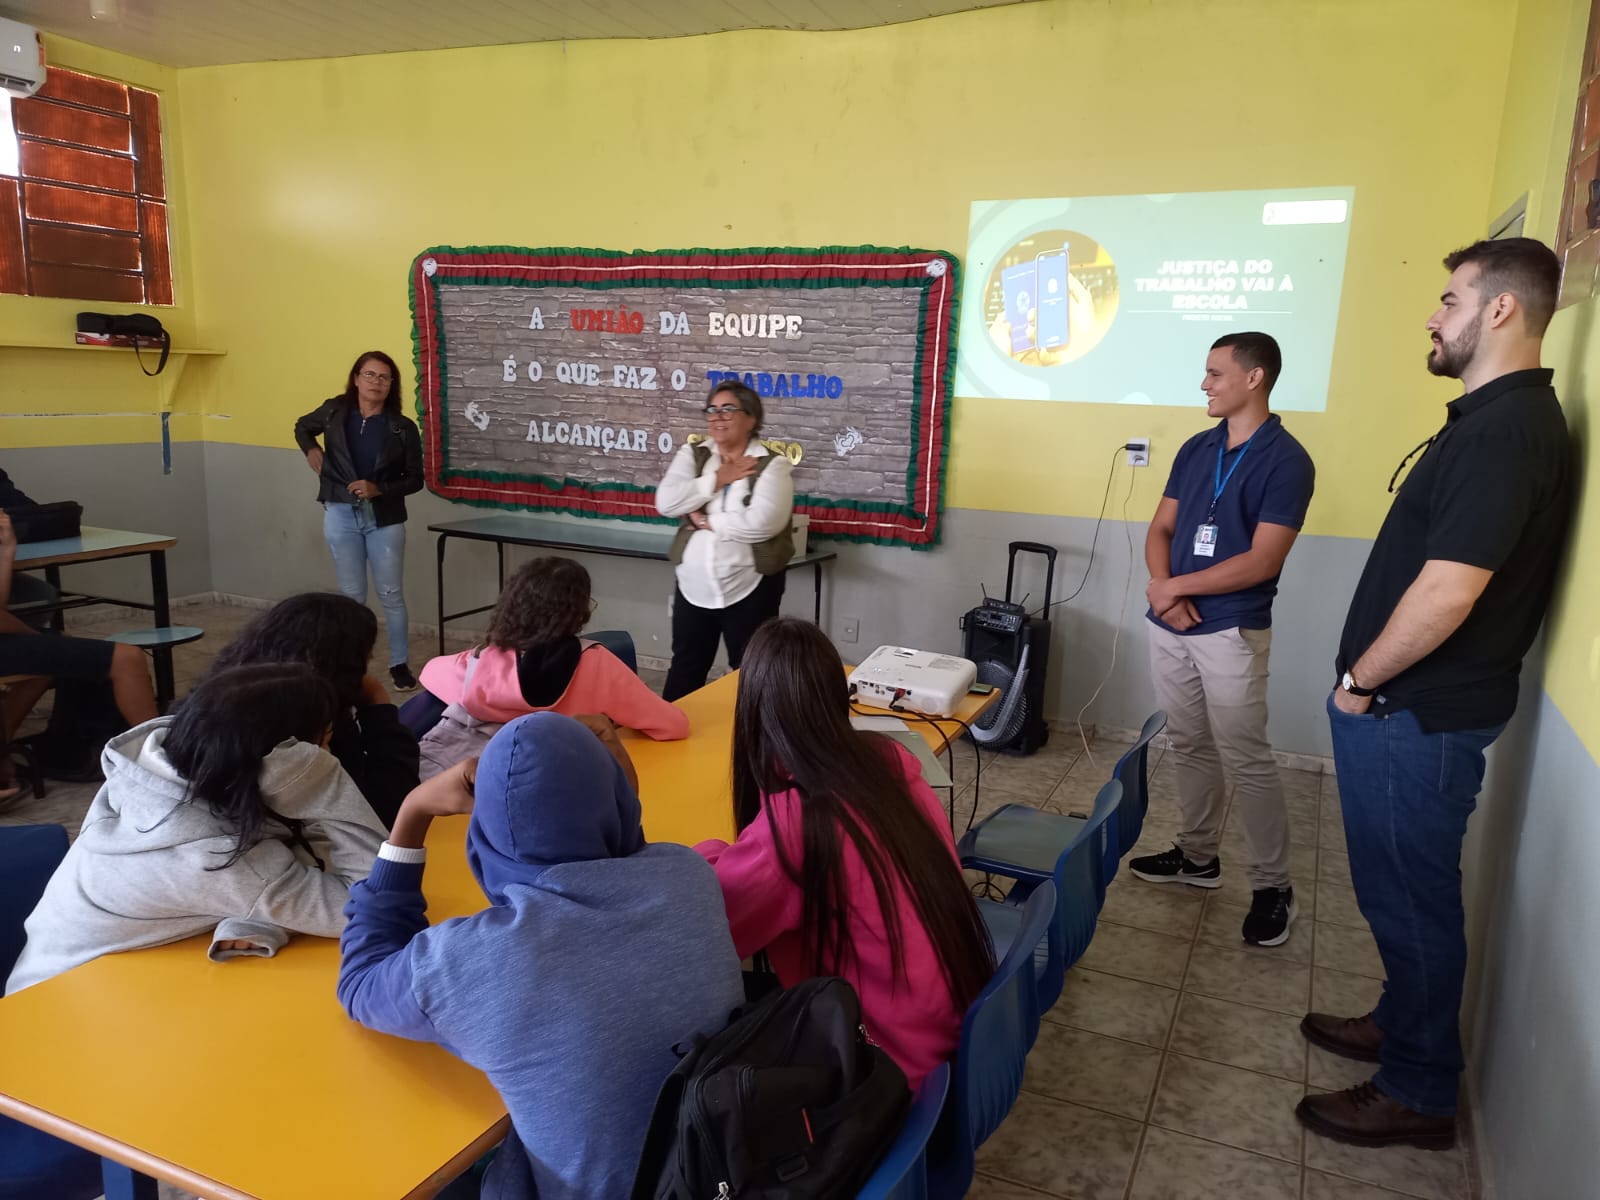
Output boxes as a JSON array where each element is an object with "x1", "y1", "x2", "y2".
[
  {"x1": 1129, "y1": 845, "x2": 1222, "y2": 889},
  {"x1": 1243, "y1": 886, "x2": 1297, "y2": 947},
  {"x1": 389, "y1": 664, "x2": 419, "y2": 693}
]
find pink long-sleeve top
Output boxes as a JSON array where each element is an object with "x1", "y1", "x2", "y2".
[
  {"x1": 694, "y1": 741, "x2": 965, "y2": 1090},
  {"x1": 419, "y1": 643, "x2": 689, "y2": 740}
]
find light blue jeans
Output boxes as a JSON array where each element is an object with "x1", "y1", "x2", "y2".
[{"x1": 322, "y1": 501, "x2": 409, "y2": 667}]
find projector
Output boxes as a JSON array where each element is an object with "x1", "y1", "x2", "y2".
[{"x1": 848, "y1": 646, "x2": 977, "y2": 718}]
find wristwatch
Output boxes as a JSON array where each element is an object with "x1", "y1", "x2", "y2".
[{"x1": 1340, "y1": 670, "x2": 1376, "y2": 698}]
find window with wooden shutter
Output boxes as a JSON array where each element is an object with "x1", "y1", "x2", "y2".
[
  {"x1": 1557, "y1": 0, "x2": 1600, "y2": 308},
  {"x1": 0, "y1": 66, "x2": 172, "y2": 305}
]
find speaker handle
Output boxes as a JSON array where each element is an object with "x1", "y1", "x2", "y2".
[{"x1": 1005, "y1": 541, "x2": 1059, "y2": 609}]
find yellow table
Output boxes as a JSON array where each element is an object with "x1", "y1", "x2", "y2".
[{"x1": 0, "y1": 668, "x2": 996, "y2": 1199}]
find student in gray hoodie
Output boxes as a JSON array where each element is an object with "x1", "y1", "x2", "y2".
[{"x1": 6, "y1": 663, "x2": 387, "y2": 994}]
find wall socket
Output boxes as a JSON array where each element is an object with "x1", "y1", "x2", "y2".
[
  {"x1": 840, "y1": 617, "x2": 859, "y2": 643},
  {"x1": 1127, "y1": 438, "x2": 1150, "y2": 467}
]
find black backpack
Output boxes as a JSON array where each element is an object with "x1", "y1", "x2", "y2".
[{"x1": 631, "y1": 976, "x2": 911, "y2": 1200}]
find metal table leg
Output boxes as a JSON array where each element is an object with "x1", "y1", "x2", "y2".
[
  {"x1": 812, "y1": 560, "x2": 823, "y2": 625},
  {"x1": 436, "y1": 533, "x2": 449, "y2": 657},
  {"x1": 148, "y1": 550, "x2": 174, "y2": 710}
]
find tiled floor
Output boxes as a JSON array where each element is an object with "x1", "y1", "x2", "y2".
[{"x1": 3, "y1": 600, "x2": 1476, "y2": 1200}]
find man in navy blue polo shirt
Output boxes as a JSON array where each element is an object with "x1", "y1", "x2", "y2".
[
  {"x1": 1296, "y1": 238, "x2": 1570, "y2": 1150},
  {"x1": 1130, "y1": 332, "x2": 1315, "y2": 949}
]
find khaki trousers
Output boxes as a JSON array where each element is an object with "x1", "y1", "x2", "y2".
[{"x1": 1147, "y1": 623, "x2": 1292, "y2": 890}]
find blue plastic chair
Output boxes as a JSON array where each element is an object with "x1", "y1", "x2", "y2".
[
  {"x1": 968, "y1": 780, "x2": 1121, "y2": 1019},
  {"x1": 957, "y1": 712, "x2": 1166, "y2": 889},
  {"x1": 586, "y1": 629, "x2": 638, "y2": 674},
  {"x1": 926, "y1": 881, "x2": 1055, "y2": 1200},
  {"x1": 0, "y1": 825, "x2": 104, "y2": 1200},
  {"x1": 855, "y1": 1060, "x2": 951, "y2": 1200}
]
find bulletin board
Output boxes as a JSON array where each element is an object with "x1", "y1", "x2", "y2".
[{"x1": 410, "y1": 244, "x2": 960, "y2": 547}]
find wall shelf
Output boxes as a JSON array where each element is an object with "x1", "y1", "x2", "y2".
[{"x1": 0, "y1": 339, "x2": 225, "y2": 355}]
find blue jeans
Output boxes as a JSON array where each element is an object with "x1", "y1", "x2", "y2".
[
  {"x1": 1326, "y1": 693, "x2": 1503, "y2": 1116},
  {"x1": 322, "y1": 502, "x2": 409, "y2": 668}
]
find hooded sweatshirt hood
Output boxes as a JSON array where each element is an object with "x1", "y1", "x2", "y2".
[{"x1": 466, "y1": 711, "x2": 645, "y2": 905}]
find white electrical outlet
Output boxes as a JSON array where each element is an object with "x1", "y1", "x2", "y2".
[
  {"x1": 841, "y1": 618, "x2": 859, "y2": 643},
  {"x1": 1127, "y1": 438, "x2": 1150, "y2": 467}
]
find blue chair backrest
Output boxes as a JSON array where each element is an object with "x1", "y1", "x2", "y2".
[
  {"x1": 586, "y1": 629, "x2": 638, "y2": 674},
  {"x1": 1052, "y1": 780, "x2": 1122, "y2": 985},
  {"x1": 0, "y1": 824, "x2": 68, "y2": 980},
  {"x1": 929, "y1": 880, "x2": 1055, "y2": 1199},
  {"x1": 1110, "y1": 711, "x2": 1167, "y2": 866},
  {"x1": 855, "y1": 1060, "x2": 951, "y2": 1200}
]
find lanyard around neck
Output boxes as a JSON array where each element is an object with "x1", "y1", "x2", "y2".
[{"x1": 1209, "y1": 426, "x2": 1262, "y2": 519}]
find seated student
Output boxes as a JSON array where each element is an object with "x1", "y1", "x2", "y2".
[
  {"x1": 0, "y1": 512, "x2": 158, "y2": 798},
  {"x1": 337, "y1": 712, "x2": 743, "y2": 1200},
  {"x1": 0, "y1": 466, "x2": 60, "y2": 617},
  {"x1": 6, "y1": 663, "x2": 387, "y2": 994},
  {"x1": 416, "y1": 557, "x2": 687, "y2": 779},
  {"x1": 204, "y1": 593, "x2": 420, "y2": 828},
  {"x1": 694, "y1": 617, "x2": 995, "y2": 1090}
]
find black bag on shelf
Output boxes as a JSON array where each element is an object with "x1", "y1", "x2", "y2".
[{"x1": 75, "y1": 311, "x2": 171, "y2": 376}]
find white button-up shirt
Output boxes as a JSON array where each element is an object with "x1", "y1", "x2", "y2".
[{"x1": 655, "y1": 439, "x2": 795, "y2": 610}]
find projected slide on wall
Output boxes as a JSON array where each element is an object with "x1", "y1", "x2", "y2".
[{"x1": 955, "y1": 187, "x2": 1355, "y2": 411}]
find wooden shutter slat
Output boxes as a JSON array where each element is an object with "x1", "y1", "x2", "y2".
[
  {"x1": 27, "y1": 263, "x2": 145, "y2": 303},
  {"x1": 129, "y1": 87, "x2": 164, "y2": 201},
  {"x1": 34, "y1": 69, "x2": 129, "y2": 115},
  {"x1": 18, "y1": 140, "x2": 136, "y2": 194},
  {"x1": 0, "y1": 178, "x2": 24, "y2": 295},
  {"x1": 27, "y1": 222, "x2": 141, "y2": 271},
  {"x1": 23, "y1": 181, "x2": 139, "y2": 231},
  {"x1": 13, "y1": 100, "x2": 131, "y2": 154},
  {"x1": 139, "y1": 200, "x2": 172, "y2": 305}
]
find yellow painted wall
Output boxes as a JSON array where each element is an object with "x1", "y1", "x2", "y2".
[
  {"x1": 1486, "y1": 0, "x2": 1600, "y2": 759},
  {"x1": 171, "y1": 0, "x2": 1514, "y2": 539},
  {"x1": 0, "y1": 34, "x2": 215, "y2": 449}
]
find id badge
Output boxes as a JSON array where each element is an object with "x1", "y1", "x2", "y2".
[{"x1": 1193, "y1": 523, "x2": 1219, "y2": 558}]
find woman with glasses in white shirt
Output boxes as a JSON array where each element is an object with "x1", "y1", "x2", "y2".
[
  {"x1": 293, "y1": 351, "x2": 425, "y2": 693},
  {"x1": 655, "y1": 381, "x2": 796, "y2": 701}
]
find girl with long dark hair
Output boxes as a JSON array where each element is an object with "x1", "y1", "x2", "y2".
[
  {"x1": 293, "y1": 350, "x2": 425, "y2": 692},
  {"x1": 695, "y1": 617, "x2": 995, "y2": 1088},
  {"x1": 205, "y1": 592, "x2": 420, "y2": 827},
  {"x1": 6, "y1": 663, "x2": 387, "y2": 994}
]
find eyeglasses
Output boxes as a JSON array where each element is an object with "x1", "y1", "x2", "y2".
[
  {"x1": 1387, "y1": 435, "x2": 1437, "y2": 493},
  {"x1": 704, "y1": 404, "x2": 745, "y2": 416},
  {"x1": 358, "y1": 370, "x2": 393, "y2": 383}
]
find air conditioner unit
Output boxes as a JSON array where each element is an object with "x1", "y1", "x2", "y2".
[{"x1": 0, "y1": 19, "x2": 45, "y2": 100}]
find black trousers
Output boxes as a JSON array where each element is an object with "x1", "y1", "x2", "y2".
[{"x1": 662, "y1": 572, "x2": 786, "y2": 701}]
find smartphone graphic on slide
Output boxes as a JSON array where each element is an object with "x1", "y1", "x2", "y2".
[
  {"x1": 1001, "y1": 262, "x2": 1037, "y2": 353},
  {"x1": 1035, "y1": 248, "x2": 1071, "y2": 351}
]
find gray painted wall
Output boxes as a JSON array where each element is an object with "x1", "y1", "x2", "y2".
[
  {"x1": 200, "y1": 441, "x2": 1371, "y2": 757},
  {"x1": 1463, "y1": 687, "x2": 1600, "y2": 1199},
  {"x1": 5, "y1": 441, "x2": 213, "y2": 601}
]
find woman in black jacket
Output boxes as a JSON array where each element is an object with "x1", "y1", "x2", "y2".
[{"x1": 294, "y1": 350, "x2": 425, "y2": 691}]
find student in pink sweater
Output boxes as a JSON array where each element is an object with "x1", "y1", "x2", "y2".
[
  {"x1": 694, "y1": 618, "x2": 995, "y2": 1090},
  {"x1": 416, "y1": 558, "x2": 687, "y2": 779}
]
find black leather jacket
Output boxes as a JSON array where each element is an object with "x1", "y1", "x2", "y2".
[{"x1": 293, "y1": 396, "x2": 424, "y2": 528}]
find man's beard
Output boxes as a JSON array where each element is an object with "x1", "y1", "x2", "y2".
[{"x1": 1426, "y1": 313, "x2": 1482, "y2": 378}]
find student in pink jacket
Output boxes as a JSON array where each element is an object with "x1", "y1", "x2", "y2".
[
  {"x1": 694, "y1": 618, "x2": 995, "y2": 1091},
  {"x1": 416, "y1": 558, "x2": 687, "y2": 778}
]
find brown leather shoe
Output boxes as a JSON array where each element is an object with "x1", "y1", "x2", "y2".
[
  {"x1": 1296, "y1": 1081, "x2": 1456, "y2": 1150},
  {"x1": 1301, "y1": 1011, "x2": 1382, "y2": 1062}
]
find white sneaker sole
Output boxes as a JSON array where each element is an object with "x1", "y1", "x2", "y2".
[
  {"x1": 1245, "y1": 898, "x2": 1299, "y2": 947},
  {"x1": 1130, "y1": 867, "x2": 1222, "y2": 889}
]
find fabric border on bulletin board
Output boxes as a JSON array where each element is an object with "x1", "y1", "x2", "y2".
[{"x1": 409, "y1": 245, "x2": 960, "y2": 548}]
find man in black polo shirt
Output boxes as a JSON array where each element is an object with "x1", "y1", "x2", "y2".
[{"x1": 1297, "y1": 238, "x2": 1570, "y2": 1149}]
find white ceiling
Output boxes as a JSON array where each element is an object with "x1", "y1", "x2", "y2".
[{"x1": 0, "y1": 0, "x2": 1033, "y2": 68}]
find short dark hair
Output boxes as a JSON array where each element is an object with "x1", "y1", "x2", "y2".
[
  {"x1": 1211, "y1": 331, "x2": 1282, "y2": 393},
  {"x1": 1443, "y1": 237, "x2": 1560, "y2": 336},
  {"x1": 709, "y1": 379, "x2": 763, "y2": 432},
  {"x1": 343, "y1": 350, "x2": 403, "y2": 414},
  {"x1": 487, "y1": 556, "x2": 592, "y2": 650}
]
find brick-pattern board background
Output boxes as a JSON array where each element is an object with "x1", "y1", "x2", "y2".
[{"x1": 411, "y1": 246, "x2": 960, "y2": 547}]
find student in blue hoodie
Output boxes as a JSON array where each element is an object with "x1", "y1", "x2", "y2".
[{"x1": 337, "y1": 711, "x2": 744, "y2": 1200}]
